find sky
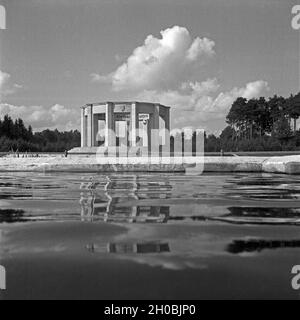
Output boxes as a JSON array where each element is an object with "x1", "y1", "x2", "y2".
[{"x1": 0, "y1": 0, "x2": 299, "y2": 134}]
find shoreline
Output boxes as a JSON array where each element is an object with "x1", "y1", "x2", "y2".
[{"x1": 0, "y1": 155, "x2": 299, "y2": 174}]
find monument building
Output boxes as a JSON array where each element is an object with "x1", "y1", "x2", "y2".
[{"x1": 80, "y1": 101, "x2": 171, "y2": 151}]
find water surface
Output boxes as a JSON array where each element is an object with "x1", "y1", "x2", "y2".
[{"x1": 0, "y1": 172, "x2": 299, "y2": 299}]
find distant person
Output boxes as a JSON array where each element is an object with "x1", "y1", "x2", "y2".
[{"x1": 65, "y1": 150, "x2": 68, "y2": 158}]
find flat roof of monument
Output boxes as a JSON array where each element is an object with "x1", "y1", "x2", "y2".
[{"x1": 81, "y1": 101, "x2": 171, "y2": 109}]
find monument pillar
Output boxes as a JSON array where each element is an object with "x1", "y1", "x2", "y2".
[
  {"x1": 164, "y1": 108, "x2": 170, "y2": 149},
  {"x1": 93, "y1": 114, "x2": 99, "y2": 146},
  {"x1": 165, "y1": 108, "x2": 170, "y2": 132},
  {"x1": 105, "y1": 102, "x2": 115, "y2": 146},
  {"x1": 131, "y1": 102, "x2": 139, "y2": 147},
  {"x1": 81, "y1": 107, "x2": 87, "y2": 147},
  {"x1": 87, "y1": 105, "x2": 93, "y2": 147},
  {"x1": 148, "y1": 105, "x2": 160, "y2": 155},
  {"x1": 161, "y1": 108, "x2": 170, "y2": 158}
]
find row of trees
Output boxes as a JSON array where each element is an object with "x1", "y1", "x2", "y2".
[
  {"x1": 0, "y1": 115, "x2": 81, "y2": 152},
  {"x1": 227, "y1": 94, "x2": 300, "y2": 139},
  {"x1": 205, "y1": 93, "x2": 300, "y2": 152}
]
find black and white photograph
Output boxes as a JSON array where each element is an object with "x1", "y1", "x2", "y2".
[{"x1": 0, "y1": 0, "x2": 300, "y2": 302}]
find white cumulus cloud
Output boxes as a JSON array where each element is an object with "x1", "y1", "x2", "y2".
[{"x1": 92, "y1": 26, "x2": 215, "y2": 92}]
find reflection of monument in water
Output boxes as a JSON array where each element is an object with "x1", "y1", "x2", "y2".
[
  {"x1": 108, "y1": 242, "x2": 170, "y2": 254},
  {"x1": 80, "y1": 175, "x2": 171, "y2": 223},
  {"x1": 86, "y1": 242, "x2": 170, "y2": 254}
]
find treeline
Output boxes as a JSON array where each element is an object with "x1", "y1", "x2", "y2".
[
  {"x1": 0, "y1": 115, "x2": 80, "y2": 152},
  {"x1": 205, "y1": 93, "x2": 300, "y2": 152}
]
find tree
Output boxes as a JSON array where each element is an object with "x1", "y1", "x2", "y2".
[
  {"x1": 272, "y1": 116, "x2": 293, "y2": 142},
  {"x1": 287, "y1": 93, "x2": 300, "y2": 133},
  {"x1": 226, "y1": 97, "x2": 247, "y2": 139},
  {"x1": 205, "y1": 134, "x2": 220, "y2": 152},
  {"x1": 268, "y1": 95, "x2": 286, "y2": 129}
]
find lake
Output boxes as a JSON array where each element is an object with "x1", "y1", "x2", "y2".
[{"x1": 0, "y1": 172, "x2": 299, "y2": 299}]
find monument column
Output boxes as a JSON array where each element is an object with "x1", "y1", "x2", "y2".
[
  {"x1": 165, "y1": 108, "x2": 170, "y2": 132},
  {"x1": 164, "y1": 108, "x2": 170, "y2": 148},
  {"x1": 105, "y1": 102, "x2": 115, "y2": 146},
  {"x1": 93, "y1": 114, "x2": 99, "y2": 147},
  {"x1": 148, "y1": 105, "x2": 160, "y2": 154},
  {"x1": 131, "y1": 102, "x2": 139, "y2": 147},
  {"x1": 87, "y1": 105, "x2": 93, "y2": 147},
  {"x1": 81, "y1": 107, "x2": 87, "y2": 147},
  {"x1": 161, "y1": 108, "x2": 170, "y2": 158}
]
